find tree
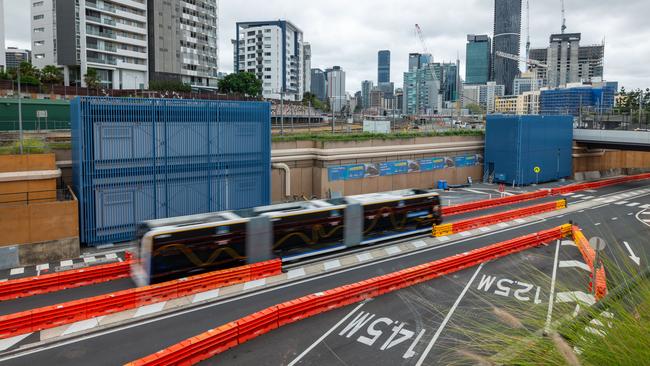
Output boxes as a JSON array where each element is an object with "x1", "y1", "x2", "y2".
[
  {"x1": 302, "y1": 92, "x2": 327, "y2": 111},
  {"x1": 84, "y1": 68, "x2": 101, "y2": 89},
  {"x1": 8, "y1": 61, "x2": 41, "y2": 86},
  {"x1": 40, "y1": 65, "x2": 63, "y2": 84},
  {"x1": 466, "y1": 103, "x2": 484, "y2": 115},
  {"x1": 217, "y1": 72, "x2": 262, "y2": 97},
  {"x1": 149, "y1": 80, "x2": 191, "y2": 93}
]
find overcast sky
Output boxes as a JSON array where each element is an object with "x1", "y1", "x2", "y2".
[{"x1": 4, "y1": 0, "x2": 650, "y2": 93}]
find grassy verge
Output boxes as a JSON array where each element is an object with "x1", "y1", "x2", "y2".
[{"x1": 272, "y1": 130, "x2": 484, "y2": 142}]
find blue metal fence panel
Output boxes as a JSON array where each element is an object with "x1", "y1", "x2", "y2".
[
  {"x1": 485, "y1": 115, "x2": 573, "y2": 186},
  {"x1": 72, "y1": 97, "x2": 271, "y2": 245}
]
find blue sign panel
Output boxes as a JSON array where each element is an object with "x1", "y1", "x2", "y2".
[
  {"x1": 346, "y1": 164, "x2": 366, "y2": 180},
  {"x1": 328, "y1": 166, "x2": 348, "y2": 182}
]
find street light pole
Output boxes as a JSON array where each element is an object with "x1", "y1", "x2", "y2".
[
  {"x1": 18, "y1": 66, "x2": 24, "y2": 154},
  {"x1": 280, "y1": 89, "x2": 285, "y2": 136}
]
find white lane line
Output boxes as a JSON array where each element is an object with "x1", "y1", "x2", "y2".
[
  {"x1": 462, "y1": 188, "x2": 491, "y2": 195},
  {"x1": 497, "y1": 223, "x2": 509, "y2": 228},
  {"x1": 411, "y1": 240, "x2": 428, "y2": 249},
  {"x1": 83, "y1": 256, "x2": 97, "y2": 264},
  {"x1": 615, "y1": 201, "x2": 629, "y2": 206},
  {"x1": 415, "y1": 263, "x2": 485, "y2": 366},
  {"x1": 595, "y1": 223, "x2": 601, "y2": 226},
  {"x1": 9, "y1": 268, "x2": 24, "y2": 276},
  {"x1": 355, "y1": 253, "x2": 373, "y2": 263},
  {"x1": 640, "y1": 205, "x2": 650, "y2": 209},
  {"x1": 604, "y1": 199, "x2": 617, "y2": 204},
  {"x1": 612, "y1": 217, "x2": 618, "y2": 221},
  {"x1": 243, "y1": 279, "x2": 267, "y2": 290},
  {"x1": 559, "y1": 260, "x2": 592, "y2": 272},
  {"x1": 437, "y1": 236, "x2": 450, "y2": 242},
  {"x1": 385, "y1": 246, "x2": 402, "y2": 256},
  {"x1": 515, "y1": 219, "x2": 527, "y2": 224},
  {"x1": 61, "y1": 317, "x2": 104, "y2": 336},
  {"x1": 561, "y1": 193, "x2": 575, "y2": 197},
  {"x1": 556, "y1": 292, "x2": 596, "y2": 306},
  {"x1": 323, "y1": 260, "x2": 342, "y2": 271},
  {"x1": 580, "y1": 196, "x2": 595, "y2": 200},
  {"x1": 585, "y1": 190, "x2": 598, "y2": 193},
  {"x1": 0, "y1": 333, "x2": 33, "y2": 352},
  {"x1": 286, "y1": 268, "x2": 306, "y2": 280},
  {"x1": 134, "y1": 302, "x2": 166, "y2": 318},
  {"x1": 545, "y1": 241, "x2": 561, "y2": 333},
  {"x1": 288, "y1": 301, "x2": 369, "y2": 366},
  {"x1": 105, "y1": 253, "x2": 118, "y2": 260},
  {"x1": 459, "y1": 231, "x2": 471, "y2": 237},
  {"x1": 627, "y1": 202, "x2": 641, "y2": 207},
  {"x1": 192, "y1": 289, "x2": 220, "y2": 303},
  {"x1": 594, "y1": 198, "x2": 608, "y2": 202},
  {"x1": 60, "y1": 260, "x2": 74, "y2": 267}
]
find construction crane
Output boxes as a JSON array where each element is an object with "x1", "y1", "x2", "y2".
[
  {"x1": 561, "y1": 0, "x2": 567, "y2": 34},
  {"x1": 495, "y1": 51, "x2": 548, "y2": 69},
  {"x1": 414, "y1": 24, "x2": 429, "y2": 54}
]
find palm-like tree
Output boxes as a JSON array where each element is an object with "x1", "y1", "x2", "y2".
[{"x1": 84, "y1": 68, "x2": 101, "y2": 89}]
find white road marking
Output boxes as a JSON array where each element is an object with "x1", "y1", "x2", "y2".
[
  {"x1": 243, "y1": 279, "x2": 266, "y2": 290},
  {"x1": 288, "y1": 301, "x2": 369, "y2": 366},
  {"x1": 61, "y1": 317, "x2": 104, "y2": 336},
  {"x1": 572, "y1": 194, "x2": 585, "y2": 198},
  {"x1": 9, "y1": 268, "x2": 24, "y2": 276},
  {"x1": 479, "y1": 227, "x2": 491, "y2": 232},
  {"x1": 105, "y1": 253, "x2": 118, "y2": 260},
  {"x1": 437, "y1": 236, "x2": 450, "y2": 242},
  {"x1": 561, "y1": 193, "x2": 575, "y2": 197},
  {"x1": 83, "y1": 256, "x2": 97, "y2": 264},
  {"x1": 462, "y1": 188, "x2": 491, "y2": 195},
  {"x1": 545, "y1": 241, "x2": 561, "y2": 333},
  {"x1": 60, "y1": 260, "x2": 74, "y2": 267},
  {"x1": 286, "y1": 268, "x2": 306, "y2": 280},
  {"x1": 604, "y1": 199, "x2": 617, "y2": 203},
  {"x1": 615, "y1": 201, "x2": 629, "y2": 206},
  {"x1": 323, "y1": 260, "x2": 342, "y2": 271},
  {"x1": 612, "y1": 217, "x2": 618, "y2": 221},
  {"x1": 385, "y1": 246, "x2": 402, "y2": 256},
  {"x1": 595, "y1": 223, "x2": 601, "y2": 226},
  {"x1": 640, "y1": 205, "x2": 650, "y2": 209},
  {"x1": 0, "y1": 333, "x2": 33, "y2": 352},
  {"x1": 134, "y1": 302, "x2": 166, "y2": 318},
  {"x1": 556, "y1": 292, "x2": 596, "y2": 306},
  {"x1": 497, "y1": 223, "x2": 509, "y2": 228},
  {"x1": 192, "y1": 289, "x2": 220, "y2": 303},
  {"x1": 411, "y1": 240, "x2": 427, "y2": 249},
  {"x1": 561, "y1": 240, "x2": 577, "y2": 247},
  {"x1": 580, "y1": 196, "x2": 595, "y2": 200},
  {"x1": 594, "y1": 198, "x2": 608, "y2": 202},
  {"x1": 515, "y1": 219, "x2": 527, "y2": 224},
  {"x1": 585, "y1": 190, "x2": 598, "y2": 193},
  {"x1": 627, "y1": 202, "x2": 641, "y2": 207},
  {"x1": 559, "y1": 260, "x2": 592, "y2": 272},
  {"x1": 415, "y1": 263, "x2": 485, "y2": 366},
  {"x1": 355, "y1": 253, "x2": 374, "y2": 263},
  {"x1": 459, "y1": 231, "x2": 471, "y2": 237}
]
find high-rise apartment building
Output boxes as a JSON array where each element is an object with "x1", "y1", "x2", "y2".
[
  {"x1": 433, "y1": 62, "x2": 459, "y2": 102},
  {"x1": 326, "y1": 66, "x2": 346, "y2": 113},
  {"x1": 378, "y1": 50, "x2": 390, "y2": 83},
  {"x1": 462, "y1": 82, "x2": 505, "y2": 113},
  {"x1": 361, "y1": 80, "x2": 373, "y2": 109},
  {"x1": 234, "y1": 20, "x2": 304, "y2": 101},
  {"x1": 310, "y1": 68, "x2": 327, "y2": 101},
  {"x1": 31, "y1": 0, "x2": 149, "y2": 89},
  {"x1": 408, "y1": 53, "x2": 432, "y2": 72},
  {"x1": 513, "y1": 71, "x2": 545, "y2": 95},
  {"x1": 30, "y1": 0, "x2": 56, "y2": 69},
  {"x1": 303, "y1": 42, "x2": 311, "y2": 96},
  {"x1": 0, "y1": 0, "x2": 6, "y2": 72},
  {"x1": 5, "y1": 48, "x2": 32, "y2": 70},
  {"x1": 493, "y1": 0, "x2": 522, "y2": 95},
  {"x1": 403, "y1": 63, "x2": 441, "y2": 116},
  {"x1": 465, "y1": 34, "x2": 491, "y2": 84},
  {"x1": 147, "y1": 0, "x2": 218, "y2": 88},
  {"x1": 529, "y1": 33, "x2": 605, "y2": 88}
]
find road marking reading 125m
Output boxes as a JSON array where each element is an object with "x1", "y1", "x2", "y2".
[{"x1": 476, "y1": 275, "x2": 544, "y2": 304}]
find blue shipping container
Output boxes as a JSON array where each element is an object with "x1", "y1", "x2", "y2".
[
  {"x1": 72, "y1": 97, "x2": 271, "y2": 245},
  {"x1": 484, "y1": 115, "x2": 573, "y2": 186}
]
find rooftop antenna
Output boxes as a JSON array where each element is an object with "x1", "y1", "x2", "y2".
[{"x1": 561, "y1": 0, "x2": 567, "y2": 34}]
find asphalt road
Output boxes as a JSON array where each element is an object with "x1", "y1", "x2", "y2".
[{"x1": 1, "y1": 181, "x2": 649, "y2": 365}]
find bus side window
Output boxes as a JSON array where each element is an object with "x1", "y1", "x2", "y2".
[{"x1": 217, "y1": 226, "x2": 230, "y2": 235}]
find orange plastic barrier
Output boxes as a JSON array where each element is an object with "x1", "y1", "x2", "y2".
[
  {"x1": 572, "y1": 226, "x2": 608, "y2": 300},
  {"x1": 442, "y1": 190, "x2": 550, "y2": 216},
  {"x1": 0, "y1": 259, "x2": 282, "y2": 340},
  {"x1": 125, "y1": 225, "x2": 573, "y2": 366},
  {"x1": 0, "y1": 260, "x2": 134, "y2": 302},
  {"x1": 434, "y1": 200, "x2": 566, "y2": 237},
  {"x1": 551, "y1": 173, "x2": 650, "y2": 196}
]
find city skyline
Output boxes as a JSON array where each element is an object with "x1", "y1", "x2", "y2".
[{"x1": 4, "y1": 0, "x2": 650, "y2": 91}]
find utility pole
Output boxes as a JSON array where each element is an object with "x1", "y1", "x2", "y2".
[
  {"x1": 18, "y1": 66, "x2": 24, "y2": 154},
  {"x1": 280, "y1": 89, "x2": 285, "y2": 136},
  {"x1": 640, "y1": 90, "x2": 644, "y2": 127}
]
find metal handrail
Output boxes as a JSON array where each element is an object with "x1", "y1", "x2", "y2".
[{"x1": 0, "y1": 189, "x2": 74, "y2": 206}]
